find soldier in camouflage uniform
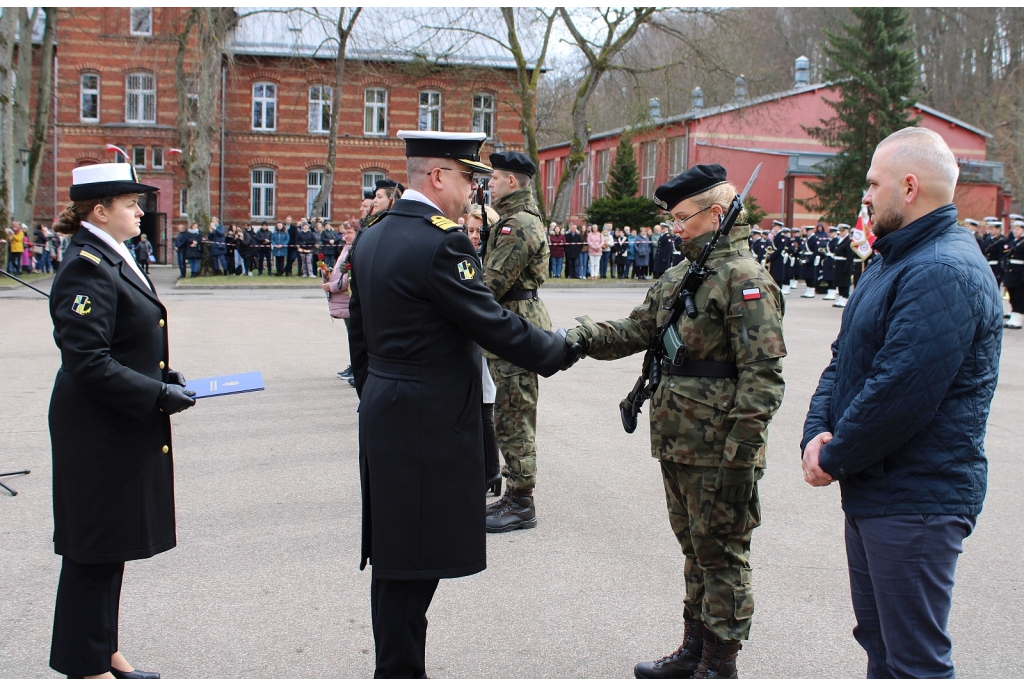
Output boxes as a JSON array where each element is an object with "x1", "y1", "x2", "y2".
[
  {"x1": 482, "y1": 151, "x2": 551, "y2": 533},
  {"x1": 566, "y1": 165, "x2": 786, "y2": 679}
]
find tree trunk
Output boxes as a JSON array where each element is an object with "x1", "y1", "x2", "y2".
[
  {"x1": 22, "y1": 7, "x2": 55, "y2": 224},
  {"x1": 550, "y1": 70, "x2": 599, "y2": 225},
  {"x1": 313, "y1": 7, "x2": 361, "y2": 221},
  {"x1": 0, "y1": 8, "x2": 18, "y2": 232},
  {"x1": 11, "y1": 8, "x2": 37, "y2": 224}
]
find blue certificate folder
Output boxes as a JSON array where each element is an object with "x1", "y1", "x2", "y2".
[{"x1": 185, "y1": 371, "x2": 265, "y2": 399}]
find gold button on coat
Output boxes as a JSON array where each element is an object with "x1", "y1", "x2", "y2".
[
  {"x1": 159, "y1": 361, "x2": 165, "y2": 369},
  {"x1": 162, "y1": 445, "x2": 169, "y2": 454},
  {"x1": 158, "y1": 319, "x2": 165, "y2": 327}
]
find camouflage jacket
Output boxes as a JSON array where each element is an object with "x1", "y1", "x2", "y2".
[
  {"x1": 483, "y1": 188, "x2": 551, "y2": 360},
  {"x1": 581, "y1": 225, "x2": 787, "y2": 468}
]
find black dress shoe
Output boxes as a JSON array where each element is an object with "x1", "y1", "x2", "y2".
[{"x1": 110, "y1": 667, "x2": 160, "y2": 679}]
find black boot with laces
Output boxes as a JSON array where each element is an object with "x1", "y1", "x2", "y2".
[{"x1": 634, "y1": 607, "x2": 704, "y2": 679}]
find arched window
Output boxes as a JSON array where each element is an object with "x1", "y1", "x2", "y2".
[
  {"x1": 125, "y1": 72, "x2": 155, "y2": 124},
  {"x1": 362, "y1": 170, "x2": 385, "y2": 198},
  {"x1": 80, "y1": 74, "x2": 99, "y2": 122},
  {"x1": 252, "y1": 82, "x2": 277, "y2": 131},
  {"x1": 251, "y1": 168, "x2": 276, "y2": 218},
  {"x1": 307, "y1": 169, "x2": 331, "y2": 219}
]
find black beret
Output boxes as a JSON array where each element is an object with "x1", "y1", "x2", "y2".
[
  {"x1": 489, "y1": 151, "x2": 536, "y2": 178},
  {"x1": 654, "y1": 164, "x2": 728, "y2": 211},
  {"x1": 375, "y1": 179, "x2": 405, "y2": 193},
  {"x1": 363, "y1": 190, "x2": 375, "y2": 200}
]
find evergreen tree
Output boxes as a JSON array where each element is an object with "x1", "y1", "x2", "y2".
[
  {"x1": 803, "y1": 8, "x2": 919, "y2": 223},
  {"x1": 742, "y1": 194, "x2": 767, "y2": 227},
  {"x1": 607, "y1": 135, "x2": 639, "y2": 199},
  {"x1": 586, "y1": 132, "x2": 661, "y2": 228}
]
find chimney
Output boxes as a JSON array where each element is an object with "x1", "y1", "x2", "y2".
[
  {"x1": 649, "y1": 97, "x2": 661, "y2": 120},
  {"x1": 734, "y1": 75, "x2": 748, "y2": 100},
  {"x1": 691, "y1": 86, "x2": 703, "y2": 110},
  {"x1": 794, "y1": 55, "x2": 810, "y2": 87}
]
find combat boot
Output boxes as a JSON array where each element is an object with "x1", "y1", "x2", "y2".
[
  {"x1": 486, "y1": 488, "x2": 536, "y2": 533},
  {"x1": 691, "y1": 625, "x2": 741, "y2": 679},
  {"x1": 485, "y1": 484, "x2": 513, "y2": 515},
  {"x1": 634, "y1": 607, "x2": 704, "y2": 679}
]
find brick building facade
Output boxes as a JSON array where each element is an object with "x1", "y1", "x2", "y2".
[{"x1": 39, "y1": 7, "x2": 527, "y2": 262}]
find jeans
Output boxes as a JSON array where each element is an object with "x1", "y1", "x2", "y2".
[
  {"x1": 625, "y1": 258, "x2": 633, "y2": 279},
  {"x1": 845, "y1": 513, "x2": 975, "y2": 678},
  {"x1": 577, "y1": 252, "x2": 588, "y2": 278},
  {"x1": 550, "y1": 256, "x2": 564, "y2": 277},
  {"x1": 7, "y1": 252, "x2": 22, "y2": 274},
  {"x1": 212, "y1": 254, "x2": 227, "y2": 273},
  {"x1": 37, "y1": 251, "x2": 52, "y2": 272},
  {"x1": 188, "y1": 258, "x2": 200, "y2": 276},
  {"x1": 600, "y1": 251, "x2": 609, "y2": 278},
  {"x1": 177, "y1": 253, "x2": 186, "y2": 278}
]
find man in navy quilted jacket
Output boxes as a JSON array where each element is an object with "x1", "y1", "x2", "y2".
[{"x1": 801, "y1": 127, "x2": 1003, "y2": 679}]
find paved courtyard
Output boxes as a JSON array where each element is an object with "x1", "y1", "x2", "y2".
[{"x1": 1, "y1": 269, "x2": 1022, "y2": 678}]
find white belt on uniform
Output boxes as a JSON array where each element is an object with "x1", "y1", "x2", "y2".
[
  {"x1": 988, "y1": 260, "x2": 1000, "y2": 265},
  {"x1": 834, "y1": 256, "x2": 847, "y2": 261},
  {"x1": 1010, "y1": 259, "x2": 1024, "y2": 265}
]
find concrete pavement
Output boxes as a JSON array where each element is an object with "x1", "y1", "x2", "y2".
[{"x1": 1, "y1": 277, "x2": 1021, "y2": 678}]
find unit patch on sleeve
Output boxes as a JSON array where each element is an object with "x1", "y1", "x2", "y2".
[
  {"x1": 500, "y1": 226, "x2": 512, "y2": 235},
  {"x1": 457, "y1": 259, "x2": 476, "y2": 282},
  {"x1": 71, "y1": 294, "x2": 93, "y2": 316}
]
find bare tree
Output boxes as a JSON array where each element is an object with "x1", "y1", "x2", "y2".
[
  {"x1": 10, "y1": 8, "x2": 37, "y2": 224},
  {"x1": 0, "y1": 8, "x2": 18, "y2": 230},
  {"x1": 173, "y1": 8, "x2": 237, "y2": 236},
  {"x1": 310, "y1": 7, "x2": 362, "y2": 220},
  {"x1": 21, "y1": 7, "x2": 55, "y2": 225},
  {"x1": 549, "y1": 7, "x2": 656, "y2": 225}
]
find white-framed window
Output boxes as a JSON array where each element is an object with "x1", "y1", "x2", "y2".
[
  {"x1": 669, "y1": 136, "x2": 686, "y2": 177},
  {"x1": 252, "y1": 82, "x2": 277, "y2": 131},
  {"x1": 472, "y1": 93, "x2": 495, "y2": 140},
  {"x1": 251, "y1": 168, "x2": 275, "y2": 218},
  {"x1": 133, "y1": 146, "x2": 146, "y2": 168},
  {"x1": 595, "y1": 149, "x2": 610, "y2": 199},
  {"x1": 418, "y1": 90, "x2": 441, "y2": 131},
  {"x1": 309, "y1": 85, "x2": 332, "y2": 133},
  {"x1": 545, "y1": 159, "x2": 556, "y2": 207},
  {"x1": 130, "y1": 7, "x2": 153, "y2": 36},
  {"x1": 576, "y1": 152, "x2": 591, "y2": 212},
  {"x1": 152, "y1": 147, "x2": 164, "y2": 169},
  {"x1": 641, "y1": 141, "x2": 657, "y2": 199},
  {"x1": 364, "y1": 88, "x2": 387, "y2": 136},
  {"x1": 125, "y1": 72, "x2": 156, "y2": 124},
  {"x1": 80, "y1": 74, "x2": 99, "y2": 122},
  {"x1": 362, "y1": 170, "x2": 385, "y2": 198},
  {"x1": 114, "y1": 145, "x2": 127, "y2": 164},
  {"x1": 179, "y1": 187, "x2": 188, "y2": 216},
  {"x1": 307, "y1": 169, "x2": 331, "y2": 219}
]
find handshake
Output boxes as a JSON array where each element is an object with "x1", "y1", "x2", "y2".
[{"x1": 555, "y1": 319, "x2": 597, "y2": 371}]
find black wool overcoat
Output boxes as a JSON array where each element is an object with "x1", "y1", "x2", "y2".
[
  {"x1": 48, "y1": 228, "x2": 177, "y2": 564},
  {"x1": 348, "y1": 199, "x2": 566, "y2": 580}
]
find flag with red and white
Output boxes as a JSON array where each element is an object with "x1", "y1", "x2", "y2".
[
  {"x1": 742, "y1": 287, "x2": 761, "y2": 301},
  {"x1": 851, "y1": 203, "x2": 874, "y2": 260},
  {"x1": 106, "y1": 143, "x2": 128, "y2": 159}
]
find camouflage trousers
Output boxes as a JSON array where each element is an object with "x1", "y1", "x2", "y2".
[
  {"x1": 488, "y1": 358, "x2": 539, "y2": 490},
  {"x1": 661, "y1": 460, "x2": 761, "y2": 643}
]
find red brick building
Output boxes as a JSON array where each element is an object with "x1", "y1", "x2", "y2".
[
  {"x1": 39, "y1": 7, "x2": 527, "y2": 262},
  {"x1": 539, "y1": 64, "x2": 1011, "y2": 228}
]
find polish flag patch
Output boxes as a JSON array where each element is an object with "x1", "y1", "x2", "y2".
[
  {"x1": 500, "y1": 226, "x2": 512, "y2": 235},
  {"x1": 742, "y1": 288, "x2": 761, "y2": 301}
]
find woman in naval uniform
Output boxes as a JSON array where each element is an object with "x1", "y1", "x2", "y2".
[{"x1": 48, "y1": 163, "x2": 196, "y2": 679}]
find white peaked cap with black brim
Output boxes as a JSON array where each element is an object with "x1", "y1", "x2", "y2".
[{"x1": 70, "y1": 163, "x2": 158, "y2": 201}]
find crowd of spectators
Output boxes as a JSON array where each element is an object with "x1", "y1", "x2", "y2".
[
  {"x1": 2, "y1": 222, "x2": 66, "y2": 276},
  {"x1": 543, "y1": 221, "x2": 683, "y2": 280}
]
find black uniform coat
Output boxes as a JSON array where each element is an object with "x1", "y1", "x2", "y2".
[
  {"x1": 768, "y1": 234, "x2": 788, "y2": 284},
  {"x1": 833, "y1": 235, "x2": 855, "y2": 288},
  {"x1": 348, "y1": 199, "x2": 566, "y2": 580},
  {"x1": 48, "y1": 228, "x2": 176, "y2": 564},
  {"x1": 1002, "y1": 237, "x2": 1024, "y2": 289}
]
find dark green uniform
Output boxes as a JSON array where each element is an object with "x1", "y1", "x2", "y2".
[
  {"x1": 574, "y1": 225, "x2": 786, "y2": 643},
  {"x1": 482, "y1": 187, "x2": 550, "y2": 490}
]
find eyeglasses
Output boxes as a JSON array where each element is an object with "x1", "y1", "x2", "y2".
[
  {"x1": 437, "y1": 167, "x2": 478, "y2": 186},
  {"x1": 672, "y1": 205, "x2": 711, "y2": 228}
]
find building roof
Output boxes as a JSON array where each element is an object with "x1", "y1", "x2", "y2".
[
  {"x1": 229, "y1": 7, "x2": 541, "y2": 70},
  {"x1": 540, "y1": 81, "x2": 993, "y2": 151}
]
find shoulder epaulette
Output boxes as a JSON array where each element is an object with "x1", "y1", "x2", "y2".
[
  {"x1": 428, "y1": 214, "x2": 460, "y2": 231},
  {"x1": 78, "y1": 249, "x2": 102, "y2": 265}
]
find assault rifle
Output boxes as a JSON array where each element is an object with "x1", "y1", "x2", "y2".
[
  {"x1": 476, "y1": 184, "x2": 490, "y2": 260},
  {"x1": 618, "y1": 163, "x2": 762, "y2": 433}
]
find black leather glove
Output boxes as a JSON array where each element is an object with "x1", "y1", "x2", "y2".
[
  {"x1": 564, "y1": 325, "x2": 592, "y2": 355},
  {"x1": 158, "y1": 383, "x2": 197, "y2": 415},
  {"x1": 555, "y1": 328, "x2": 585, "y2": 371},
  {"x1": 166, "y1": 370, "x2": 187, "y2": 387},
  {"x1": 714, "y1": 463, "x2": 756, "y2": 504}
]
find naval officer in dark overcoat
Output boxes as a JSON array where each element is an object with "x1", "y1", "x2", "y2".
[
  {"x1": 48, "y1": 163, "x2": 196, "y2": 679},
  {"x1": 347, "y1": 131, "x2": 580, "y2": 678}
]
